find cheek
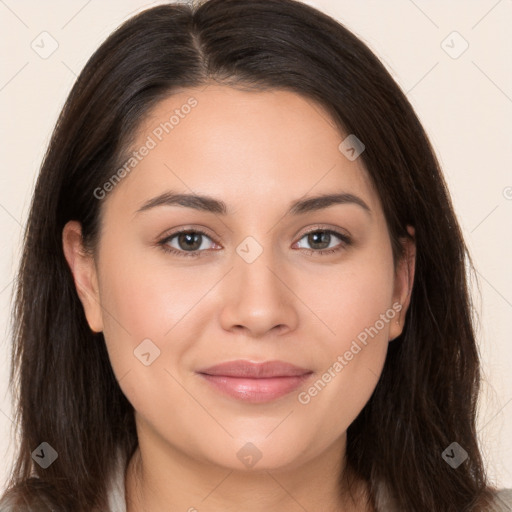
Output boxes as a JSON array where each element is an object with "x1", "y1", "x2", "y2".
[
  {"x1": 301, "y1": 247, "x2": 396, "y2": 351},
  {"x1": 97, "y1": 233, "x2": 205, "y2": 335},
  {"x1": 96, "y1": 245, "x2": 206, "y2": 429},
  {"x1": 95, "y1": 236, "x2": 206, "y2": 390},
  {"x1": 293, "y1": 246, "x2": 395, "y2": 423}
]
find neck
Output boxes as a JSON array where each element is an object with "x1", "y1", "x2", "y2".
[{"x1": 124, "y1": 435, "x2": 371, "y2": 512}]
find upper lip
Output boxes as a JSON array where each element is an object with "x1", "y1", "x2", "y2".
[{"x1": 197, "y1": 360, "x2": 312, "y2": 378}]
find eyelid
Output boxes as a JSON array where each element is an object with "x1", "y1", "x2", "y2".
[
  {"x1": 157, "y1": 223, "x2": 352, "y2": 257},
  {"x1": 156, "y1": 224, "x2": 219, "y2": 249},
  {"x1": 157, "y1": 226, "x2": 218, "y2": 250},
  {"x1": 295, "y1": 223, "x2": 351, "y2": 241}
]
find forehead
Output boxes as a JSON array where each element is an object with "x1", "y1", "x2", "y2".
[{"x1": 104, "y1": 85, "x2": 380, "y2": 218}]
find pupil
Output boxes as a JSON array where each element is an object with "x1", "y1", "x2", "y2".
[
  {"x1": 176, "y1": 231, "x2": 331, "y2": 252},
  {"x1": 310, "y1": 231, "x2": 329, "y2": 249},
  {"x1": 179, "y1": 232, "x2": 201, "y2": 251}
]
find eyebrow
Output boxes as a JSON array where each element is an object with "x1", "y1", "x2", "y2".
[{"x1": 134, "y1": 190, "x2": 371, "y2": 217}]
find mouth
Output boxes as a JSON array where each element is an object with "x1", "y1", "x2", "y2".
[{"x1": 196, "y1": 360, "x2": 314, "y2": 403}]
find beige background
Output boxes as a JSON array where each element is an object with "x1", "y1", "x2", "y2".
[{"x1": 0, "y1": 0, "x2": 511, "y2": 491}]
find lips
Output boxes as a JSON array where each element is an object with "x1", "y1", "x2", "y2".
[
  {"x1": 196, "y1": 360, "x2": 313, "y2": 403},
  {"x1": 198, "y1": 360, "x2": 312, "y2": 378}
]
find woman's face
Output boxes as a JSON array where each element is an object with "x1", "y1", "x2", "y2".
[{"x1": 64, "y1": 84, "x2": 414, "y2": 472}]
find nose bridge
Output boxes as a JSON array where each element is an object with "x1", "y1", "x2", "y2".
[
  {"x1": 219, "y1": 233, "x2": 298, "y2": 336},
  {"x1": 235, "y1": 236, "x2": 282, "y2": 288},
  {"x1": 234, "y1": 233, "x2": 283, "y2": 300}
]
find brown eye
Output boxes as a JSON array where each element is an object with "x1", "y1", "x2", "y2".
[
  {"x1": 295, "y1": 229, "x2": 351, "y2": 255},
  {"x1": 159, "y1": 229, "x2": 217, "y2": 258}
]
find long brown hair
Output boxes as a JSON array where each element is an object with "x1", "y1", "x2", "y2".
[{"x1": 1, "y1": 0, "x2": 499, "y2": 510}]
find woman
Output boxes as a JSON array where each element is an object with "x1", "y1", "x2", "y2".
[{"x1": 1, "y1": 0, "x2": 510, "y2": 510}]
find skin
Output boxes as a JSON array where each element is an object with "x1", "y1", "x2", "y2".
[{"x1": 63, "y1": 84, "x2": 415, "y2": 512}]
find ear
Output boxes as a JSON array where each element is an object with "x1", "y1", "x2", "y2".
[
  {"x1": 62, "y1": 220, "x2": 104, "y2": 333},
  {"x1": 388, "y1": 225, "x2": 416, "y2": 342}
]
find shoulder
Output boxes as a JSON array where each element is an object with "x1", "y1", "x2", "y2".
[
  {"x1": 106, "y1": 450, "x2": 128, "y2": 512},
  {"x1": 373, "y1": 481, "x2": 512, "y2": 511},
  {"x1": 0, "y1": 450, "x2": 129, "y2": 512},
  {"x1": 0, "y1": 479, "x2": 58, "y2": 512},
  {"x1": 490, "y1": 488, "x2": 512, "y2": 511}
]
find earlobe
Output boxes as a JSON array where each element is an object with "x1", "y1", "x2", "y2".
[
  {"x1": 389, "y1": 225, "x2": 416, "y2": 341},
  {"x1": 62, "y1": 221, "x2": 104, "y2": 333}
]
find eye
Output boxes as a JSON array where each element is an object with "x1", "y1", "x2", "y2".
[
  {"x1": 294, "y1": 228, "x2": 351, "y2": 256},
  {"x1": 158, "y1": 228, "x2": 217, "y2": 258},
  {"x1": 157, "y1": 227, "x2": 352, "y2": 258}
]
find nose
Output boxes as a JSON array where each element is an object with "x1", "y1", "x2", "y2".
[{"x1": 218, "y1": 246, "x2": 299, "y2": 338}]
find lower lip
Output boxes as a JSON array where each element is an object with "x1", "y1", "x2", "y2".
[{"x1": 198, "y1": 373, "x2": 313, "y2": 403}]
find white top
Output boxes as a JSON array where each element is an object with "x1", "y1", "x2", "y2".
[
  {"x1": 107, "y1": 451, "x2": 128, "y2": 512},
  {"x1": 106, "y1": 452, "x2": 512, "y2": 512}
]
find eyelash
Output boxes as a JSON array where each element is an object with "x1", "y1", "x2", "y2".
[{"x1": 157, "y1": 227, "x2": 352, "y2": 258}]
